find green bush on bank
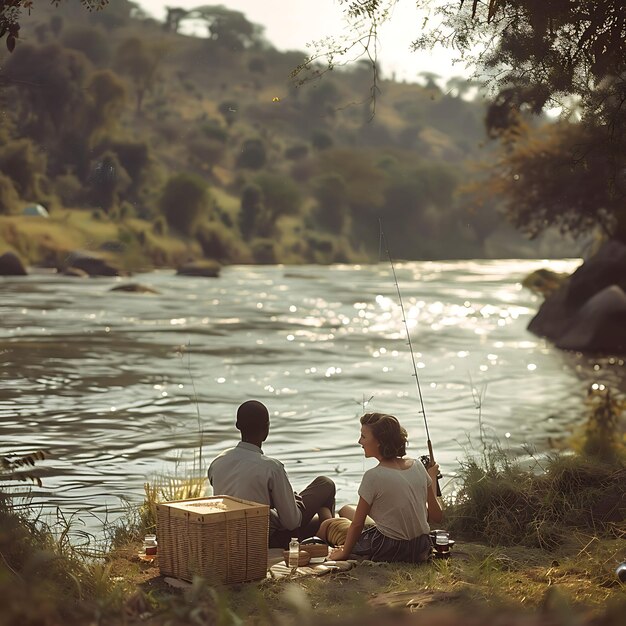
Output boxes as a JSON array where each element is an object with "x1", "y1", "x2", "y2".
[{"x1": 444, "y1": 387, "x2": 626, "y2": 549}]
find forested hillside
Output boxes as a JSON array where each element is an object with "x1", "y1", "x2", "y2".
[{"x1": 0, "y1": 0, "x2": 573, "y2": 267}]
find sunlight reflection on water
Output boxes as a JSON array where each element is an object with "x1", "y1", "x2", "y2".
[{"x1": 2, "y1": 259, "x2": 624, "y2": 529}]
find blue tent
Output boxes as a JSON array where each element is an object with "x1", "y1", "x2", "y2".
[{"x1": 22, "y1": 203, "x2": 49, "y2": 217}]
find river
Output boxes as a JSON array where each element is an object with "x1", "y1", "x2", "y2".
[{"x1": 2, "y1": 260, "x2": 624, "y2": 531}]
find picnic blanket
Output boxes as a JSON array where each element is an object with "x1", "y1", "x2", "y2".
[
  {"x1": 162, "y1": 549, "x2": 357, "y2": 589},
  {"x1": 267, "y1": 547, "x2": 357, "y2": 579}
]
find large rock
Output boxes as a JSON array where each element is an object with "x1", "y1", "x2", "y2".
[
  {"x1": 565, "y1": 240, "x2": 626, "y2": 307},
  {"x1": 64, "y1": 251, "x2": 124, "y2": 277},
  {"x1": 0, "y1": 251, "x2": 28, "y2": 276},
  {"x1": 527, "y1": 240, "x2": 626, "y2": 353},
  {"x1": 527, "y1": 282, "x2": 574, "y2": 340},
  {"x1": 556, "y1": 286, "x2": 626, "y2": 352}
]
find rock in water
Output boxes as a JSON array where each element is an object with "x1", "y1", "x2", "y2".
[
  {"x1": 0, "y1": 251, "x2": 28, "y2": 276},
  {"x1": 64, "y1": 251, "x2": 124, "y2": 277},
  {"x1": 556, "y1": 286, "x2": 626, "y2": 352},
  {"x1": 527, "y1": 240, "x2": 626, "y2": 353},
  {"x1": 110, "y1": 283, "x2": 159, "y2": 294}
]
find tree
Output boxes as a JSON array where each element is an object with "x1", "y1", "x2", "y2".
[
  {"x1": 468, "y1": 119, "x2": 626, "y2": 242},
  {"x1": 0, "y1": 1, "x2": 109, "y2": 52},
  {"x1": 62, "y1": 25, "x2": 111, "y2": 66},
  {"x1": 193, "y1": 6, "x2": 263, "y2": 52},
  {"x1": 311, "y1": 173, "x2": 349, "y2": 233},
  {"x1": 86, "y1": 69, "x2": 127, "y2": 141},
  {"x1": 115, "y1": 37, "x2": 166, "y2": 116},
  {"x1": 0, "y1": 173, "x2": 21, "y2": 214},
  {"x1": 253, "y1": 172, "x2": 302, "y2": 232},
  {"x1": 306, "y1": 79, "x2": 341, "y2": 118},
  {"x1": 187, "y1": 134, "x2": 226, "y2": 173},
  {"x1": 163, "y1": 7, "x2": 189, "y2": 33},
  {"x1": 0, "y1": 138, "x2": 47, "y2": 200},
  {"x1": 4, "y1": 43, "x2": 92, "y2": 140},
  {"x1": 218, "y1": 100, "x2": 238, "y2": 127},
  {"x1": 88, "y1": 151, "x2": 130, "y2": 214},
  {"x1": 239, "y1": 183, "x2": 264, "y2": 240},
  {"x1": 108, "y1": 140, "x2": 151, "y2": 194},
  {"x1": 159, "y1": 173, "x2": 211, "y2": 235},
  {"x1": 315, "y1": 149, "x2": 386, "y2": 213},
  {"x1": 236, "y1": 138, "x2": 267, "y2": 170},
  {"x1": 329, "y1": 1, "x2": 626, "y2": 242}
]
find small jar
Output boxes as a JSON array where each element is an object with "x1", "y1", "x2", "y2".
[
  {"x1": 435, "y1": 531, "x2": 450, "y2": 556},
  {"x1": 143, "y1": 534, "x2": 158, "y2": 556}
]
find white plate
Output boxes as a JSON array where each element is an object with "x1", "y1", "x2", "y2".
[{"x1": 310, "y1": 557, "x2": 326, "y2": 564}]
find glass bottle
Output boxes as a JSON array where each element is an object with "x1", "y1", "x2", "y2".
[
  {"x1": 288, "y1": 537, "x2": 299, "y2": 569},
  {"x1": 143, "y1": 534, "x2": 158, "y2": 556}
]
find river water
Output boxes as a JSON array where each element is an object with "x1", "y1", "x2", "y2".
[{"x1": 2, "y1": 260, "x2": 624, "y2": 530}]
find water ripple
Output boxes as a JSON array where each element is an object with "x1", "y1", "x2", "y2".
[{"x1": 3, "y1": 259, "x2": 625, "y2": 529}]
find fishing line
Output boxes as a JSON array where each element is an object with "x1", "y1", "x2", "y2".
[{"x1": 378, "y1": 220, "x2": 438, "y2": 473}]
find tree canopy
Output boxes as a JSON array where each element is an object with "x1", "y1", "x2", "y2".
[
  {"x1": 330, "y1": 0, "x2": 626, "y2": 242},
  {"x1": 0, "y1": 1, "x2": 109, "y2": 51}
]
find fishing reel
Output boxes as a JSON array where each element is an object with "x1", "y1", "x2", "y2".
[{"x1": 420, "y1": 455, "x2": 443, "y2": 496}]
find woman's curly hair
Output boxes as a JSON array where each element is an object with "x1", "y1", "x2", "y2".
[{"x1": 360, "y1": 412, "x2": 408, "y2": 459}]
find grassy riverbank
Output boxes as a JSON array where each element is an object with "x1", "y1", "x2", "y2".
[
  {"x1": 2, "y1": 487, "x2": 624, "y2": 626},
  {"x1": 1, "y1": 390, "x2": 624, "y2": 625},
  {"x1": 0, "y1": 210, "x2": 205, "y2": 272}
]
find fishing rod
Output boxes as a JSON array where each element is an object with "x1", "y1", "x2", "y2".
[{"x1": 379, "y1": 219, "x2": 441, "y2": 495}]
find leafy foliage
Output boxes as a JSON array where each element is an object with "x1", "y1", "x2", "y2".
[
  {"x1": 0, "y1": 0, "x2": 529, "y2": 266},
  {"x1": 1, "y1": 450, "x2": 45, "y2": 488},
  {"x1": 466, "y1": 119, "x2": 625, "y2": 241},
  {"x1": 0, "y1": 1, "x2": 110, "y2": 52},
  {"x1": 159, "y1": 173, "x2": 211, "y2": 236},
  {"x1": 236, "y1": 138, "x2": 267, "y2": 170},
  {"x1": 446, "y1": 384, "x2": 626, "y2": 548},
  {"x1": 333, "y1": 1, "x2": 625, "y2": 242},
  {"x1": 420, "y1": 0, "x2": 626, "y2": 241}
]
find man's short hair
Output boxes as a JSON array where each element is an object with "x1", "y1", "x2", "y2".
[{"x1": 236, "y1": 400, "x2": 269, "y2": 435}]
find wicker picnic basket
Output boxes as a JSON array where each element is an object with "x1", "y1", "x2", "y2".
[{"x1": 156, "y1": 495, "x2": 269, "y2": 584}]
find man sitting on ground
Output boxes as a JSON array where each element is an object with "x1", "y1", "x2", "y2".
[{"x1": 208, "y1": 400, "x2": 336, "y2": 548}]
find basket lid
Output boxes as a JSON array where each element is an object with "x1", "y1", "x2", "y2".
[{"x1": 159, "y1": 495, "x2": 266, "y2": 515}]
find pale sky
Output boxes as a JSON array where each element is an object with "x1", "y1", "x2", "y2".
[{"x1": 134, "y1": 0, "x2": 473, "y2": 84}]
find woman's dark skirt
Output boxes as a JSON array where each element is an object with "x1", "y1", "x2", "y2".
[{"x1": 351, "y1": 526, "x2": 431, "y2": 563}]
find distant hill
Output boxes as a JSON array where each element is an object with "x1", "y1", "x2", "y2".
[{"x1": 0, "y1": 1, "x2": 581, "y2": 267}]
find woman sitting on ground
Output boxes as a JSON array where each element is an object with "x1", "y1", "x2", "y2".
[{"x1": 319, "y1": 412, "x2": 442, "y2": 563}]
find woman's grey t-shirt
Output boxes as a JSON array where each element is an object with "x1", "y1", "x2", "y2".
[{"x1": 358, "y1": 459, "x2": 432, "y2": 540}]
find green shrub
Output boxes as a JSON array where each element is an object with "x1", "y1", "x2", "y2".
[
  {"x1": 579, "y1": 387, "x2": 625, "y2": 462},
  {"x1": 251, "y1": 238, "x2": 277, "y2": 264},
  {"x1": 159, "y1": 173, "x2": 211, "y2": 235},
  {"x1": 54, "y1": 173, "x2": 83, "y2": 206},
  {"x1": 445, "y1": 443, "x2": 625, "y2": 549},
  {"x1": 196, "y1": 221, "x2": 249, "y2": 263},
  {"x1": 236, "y1": 138, "x2": 267, "y2": 170},
  {"x1": 0, "y1": 173, "x2": 20, "y2": 214},
  {"x1": 62, "y1": 25, "x2": 111, "y2": 66},
  {"x1": 239, "y1": 182, "x2": 264, "y2": 240},
  {"x1": 152, "y1": 215, "x2": 167, "y2": 236}
]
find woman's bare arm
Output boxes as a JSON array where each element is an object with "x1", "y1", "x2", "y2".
[
  {"x1": 328, "y1": 497, "x2": 371, "y2": 560},
  {"x1": 427, "y1": 463, "x2": 443, "y2": 524}
]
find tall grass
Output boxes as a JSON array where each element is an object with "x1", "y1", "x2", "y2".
[{"x1": 444, "y1": 386, "x2": 626, "y2": 549}]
